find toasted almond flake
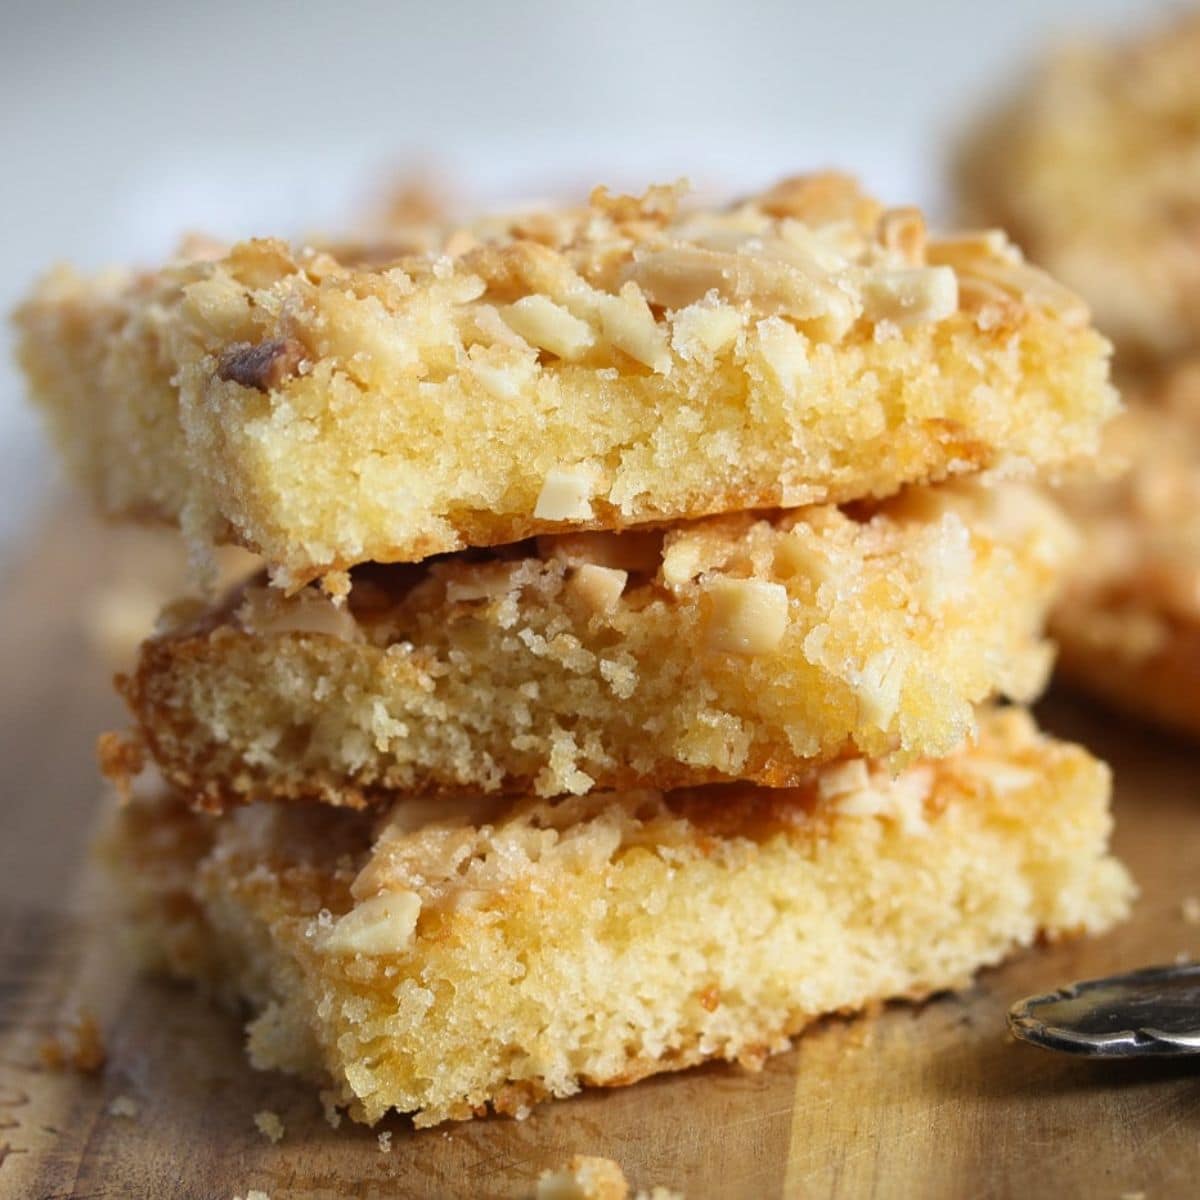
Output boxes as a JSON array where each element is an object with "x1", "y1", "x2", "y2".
[
  {"x1": 468, "y1": 349, "x2": 537, "y2": 400},
  {"x1": 319, "y1": 891, "x2": 422, "y2": 956},
  {"x1": 569, "y1": 564, "x2": 628, "y2": 615},
  {"x1": 817, "y1": 758, "x2": 871, "y2": 801},
  {"x1": 237, "y1": 587, "x2": 362, "y2": 642},
  {"x1": 626, "y1": 240, "x2": 859, "y2": 335},
  {"x1": 915, "y1": 513, "x2": 975, "y2": 607},
  {"x1": 877, "y1": 207, "x2": 928, "y2": 265},
  {"x1": 953, "y1": 758, "x2": 1040, "y2": 794},
  {"x1": 660, "y1": 537, "x2": 706, "y2": 588},
  {"x1": 772, "y1": 532, "x2": 833, "y2": 584},
  {"x1": 703, "y1": 578, "x2": 789, "y2": 656},
  {"x1": 755, "y1": 317, "x2": 811, "y2": 398},
  {"x1": 671, "y1": 301, "x2": 743, "y2": 358},
  {"x1": 470, "y1": 302, "x2": 535, "y2": 349},
  {"x1": 540, "y1": 530, "x2": 663, "y2": 574},
  {"x1": 861, "y1": 267, "x2": 958, "y2": 327},
  {"x1": 955, "y1": 254, "x2": 1090, "y2": 326},
  {"x1": 444, "y1": 564, "x2": 518, "y2": 604},
  {"x1": 596, "y1": 282, "x2": 671, "y2": 372},
  {"x1": 836, "y1": 766, "x2": 934, "y2": 835},
  {"x1": 927, "y1": 230, "x2": 1015, "y2": 266},
  {"x1": 502, "y1": 294, "x2": 595, "y2": 359},
  {"x1": 535, "y1": 465, "x2": 602, "y2": 521}
]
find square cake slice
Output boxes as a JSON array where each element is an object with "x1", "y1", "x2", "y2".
[
  {"x1": 110, "y1": 481, "x2": 1075, "y2": 809},
  {"x1": 109, "y1": 708, "x2": 1132, "y2": 1127},
  {"x1": 17, "y1": 174, "x2": 1114, "y2": 587}
]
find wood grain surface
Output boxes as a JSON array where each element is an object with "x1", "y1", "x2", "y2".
[{"x1": 1, "y1": 500, "x2": 1199, "y2": 1200}]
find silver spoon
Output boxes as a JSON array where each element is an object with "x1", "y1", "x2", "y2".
[{"x1": 1009, "y1": 963, "x2": 1200, "y2": 1057}]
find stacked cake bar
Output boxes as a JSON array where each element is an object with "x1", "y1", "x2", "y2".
[
  {"x1": 1052, "y1": 366, "x2": 1200, "y2": 740},
  {"x1": 957, "y1": 9, "x2": 1200, "y2": 740},
  {"x1": 15, "y1": 174, "x2": 1133, "y2": 1126}
]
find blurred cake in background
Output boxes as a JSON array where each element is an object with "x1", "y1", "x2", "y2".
[
  {"x1": 957, "y1": 10, "x2": 1200, "y2": 365},
  {"x1": 1053, "y1": 364, "x2": 1200, "y2": 739},
  {"x1": 957, "y1": 8, "x2": 1200, "y2": 739},
  {"x1": 86, "y1": 534, "x2": 257, "y2": 671}
]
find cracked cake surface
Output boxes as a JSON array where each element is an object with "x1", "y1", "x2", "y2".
[{"x1": 16, "y1": 173, "x2": 1114, "y2": 588}]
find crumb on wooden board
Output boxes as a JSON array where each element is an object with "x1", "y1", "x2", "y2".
[{"x1": 38, "y1": 1010, "x2": 106, "y2": 1073}]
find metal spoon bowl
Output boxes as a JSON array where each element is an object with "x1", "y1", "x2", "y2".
[{"x1": 1009, "y1": 963, "x2": 1200, "y2": 1057}]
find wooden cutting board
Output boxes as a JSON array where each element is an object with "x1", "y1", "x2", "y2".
[{"x1": 2, "y1": 499, "x2": 1199, "y2": 1200}]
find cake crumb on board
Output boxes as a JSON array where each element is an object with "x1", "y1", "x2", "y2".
[
  {"x1": 39, "y1": 1010, "x2": 106, "y2": 1073},
  {"x1": 107, "y1": 1095, "x2": 139, "y2": 1119},
  {"x1": 319, "y1": 1088, "x2": 342, "y2": 1128},
  {"x1": 253, "y1": 1110, "x2": 284, "y2": 1144},
  {"x1": 535, "y1": 1154, "x2": 683, "y2": 1200},
  {"x1": 537, "y1": 1156, "x2": 629, "y2": 1200}
]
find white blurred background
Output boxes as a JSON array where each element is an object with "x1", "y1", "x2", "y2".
[{"x1": 0, "y1": 0, "x2": 1172, "y2": 556}]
